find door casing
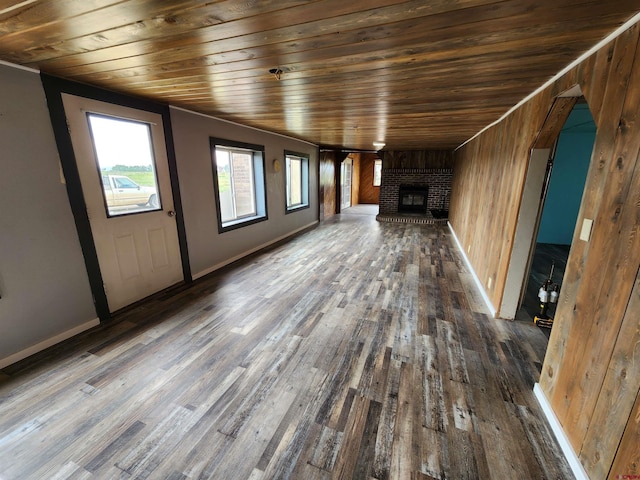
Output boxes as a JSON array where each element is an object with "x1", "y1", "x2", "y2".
[{"x1": 41, "y1": 74, "x2": 191, "y2": 321}]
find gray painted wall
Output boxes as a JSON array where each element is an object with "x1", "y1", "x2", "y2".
[
  {"x1": 170, "y1": 107, "x2": 319, "y2": 278},
  {"x1": 0, "y1": 64, "x2": 320, "y2": 367},
  {"x1": 0, "y1": 64, "x2": 97, "y2": 365}
]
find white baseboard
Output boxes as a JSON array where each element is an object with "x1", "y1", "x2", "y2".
[
  {"x1": 0, "y1": 318, "x2": 101, "y2": 369},
  {"x1": 533, "y1": 383, "x2": 589, "y2": 480},
  {"x1": 193, "y1": 221, "x2": 319, "y2": 280},
  {"x1": 447, "y1": 222, "x2": 497, "y2": 317}
]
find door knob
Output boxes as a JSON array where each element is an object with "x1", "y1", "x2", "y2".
[{"x1": 167, "y1": 210, "x2": 176, "y2": 217}]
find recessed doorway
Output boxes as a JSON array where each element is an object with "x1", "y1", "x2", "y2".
[{"x1": 517, "y1": 101, "x2": 596, "y2": 331}]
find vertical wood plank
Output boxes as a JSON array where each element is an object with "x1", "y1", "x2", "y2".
[
  {"x1": 608, "y1": 388, "x2": 640, "y2": 479},
  {"x1": 358, "y1": 153, "x2": 381, "y2": 205},
  {"x1": 583, "y1": 41, "x2": 615, "y2": 129},
  {"x1": 580, "y1": 271, "x2": 640, "y2": 478},
  {"x1": 320, "y1": 151, "x2": 337, "y2": 220}
]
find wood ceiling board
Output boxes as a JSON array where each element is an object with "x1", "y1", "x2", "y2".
[
  {"x1": 0, "y1": 0, "x2": 638, "y2": 149},
  {"x1": 36, "y1": 1, "x2": 616, "y2": 75},
  {"x1": 18, "y1": 1, "x2": 516, "y2": 69},
  {"x1": 52, "y1": 12, "x2": 614, "y2": 85},
  {"x1": 32, "y1": 5, "x2": 624, "y2": 78},
  {"x1": 6, "y1": 0, "x2": 429, "y2": 64}
]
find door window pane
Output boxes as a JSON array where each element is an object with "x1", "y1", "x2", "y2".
[{"x1": 87, "y1": 114, "x2": 161, "y2": 217}]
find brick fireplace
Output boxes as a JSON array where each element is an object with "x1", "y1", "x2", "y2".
[
  {"x1": 378, "y1": 167, "x2": 452, "y2": 216},
  {"x1": 373, "y1": 150, "x2": 453, "y2": 223}
]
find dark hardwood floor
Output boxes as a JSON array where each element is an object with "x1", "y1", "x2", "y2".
[{"x1": 0, "y1": 211, "x2": 572, "y2": 479}]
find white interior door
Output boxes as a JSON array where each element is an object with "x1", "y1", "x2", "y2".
[{"x1": 62, "y1": 94, "x2": 183, "y2": 312}]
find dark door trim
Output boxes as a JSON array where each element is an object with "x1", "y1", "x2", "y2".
[{"x1": 40, "y1": 74, "x2": 191, "y2": 322}]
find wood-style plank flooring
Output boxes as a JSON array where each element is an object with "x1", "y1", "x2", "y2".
[{"x1": 0, "y1": 208, "x2": 572, "y2": 479}]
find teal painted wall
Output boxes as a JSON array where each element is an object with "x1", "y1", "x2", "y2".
[{"x1": 537, "y1": 104, "x2": 595, "y2": 245}]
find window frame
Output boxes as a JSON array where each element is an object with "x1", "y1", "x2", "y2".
[
  {"x1": 373, "y1": 159, "x2": 382, "y2": 187},
  {"x1": 210, "y1": 137, "x2": 268, "y2": 233},
  {"x1": 284, "y1": 150, "x2": 310, "y2": 214}
]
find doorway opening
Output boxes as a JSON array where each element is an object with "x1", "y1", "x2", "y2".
[
  {"x1": 340, "y1": 157, "x2": 353, "y2": 210},
  {"x1": 338, "y1": 152, "x2": 382, "y2": 215},
  {"x1": 516, "y1": 101, "x2": 596, "y2": 332}
]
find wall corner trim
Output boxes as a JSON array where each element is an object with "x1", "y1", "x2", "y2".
[
  {"x1": 0, "y1": 318, "x2": 100, "y2": 369},
  {"x1": 447, "y1": 221, "x2": 497, "y2": 317},
  {"x1": 533, "y1": 383, "x2": 589, "y2": 480}
]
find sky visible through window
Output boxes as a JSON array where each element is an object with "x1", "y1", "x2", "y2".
[{"x1": 88, "y1": 115, "x2": 154, "y2": 170}]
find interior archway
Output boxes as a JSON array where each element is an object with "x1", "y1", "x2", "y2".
[{"x1": 499, "y1": 89, "x2": 597, "y2": 341}]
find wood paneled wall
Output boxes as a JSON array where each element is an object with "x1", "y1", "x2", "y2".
[
  {"x1": 379, "y1": 150, "x2": 453, "y2": 169},
  {"x1": 606, "y1": 275, "x2": 640, "y2": 478},
  {"x1": 449, "y1": 23, "x2": 640, "y2": 479},
  {"x1": 358, "y1": 153, "x2": 381, "y2": 204},
  {"x1": 450, "y1": 98, "x2": 551, "y2": 309},
  {"x1": 349, "y1": 153, "x2": 361, "y2": 206},
  {"x1": 319, "y1": 151, "x2": 337, "y2": 221}
]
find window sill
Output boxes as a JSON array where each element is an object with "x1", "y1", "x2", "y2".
[
  {"x1": 285, "y1": 204, "x2": 310, "y2": 214},
  {"x1": 219, "y1": 214, "x2": 268, "y2": 233}
]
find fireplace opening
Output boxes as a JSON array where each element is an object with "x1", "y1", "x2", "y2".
[{"x1": 398, "y1": 184, "x2": 429, "y2": 213}]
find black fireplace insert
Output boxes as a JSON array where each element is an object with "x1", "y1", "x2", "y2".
[{"x1": 398, "y1": 184, "x2": 429, "y2": 213}]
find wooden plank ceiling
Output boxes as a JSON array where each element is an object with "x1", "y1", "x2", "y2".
[{"x1": 0, "y1": 0, "x2": 638, "y2": 150}]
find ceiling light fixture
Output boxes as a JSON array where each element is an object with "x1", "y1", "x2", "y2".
[
  {"x1": 373, "y1": 141, "x2": 386, "y2": 150},
  {"x1": 269, "y1": 67, "x2": 283, "y2": 80}
]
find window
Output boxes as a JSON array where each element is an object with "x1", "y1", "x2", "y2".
[
  {"x1": 373, "y1": 159, "x2": 382, "y2": 187},
  {"x1": 285, "y1": 151, "x2": 309, "y2": 213},
  {"x1": 87, "y1": 113, "x2": 161, "y2": 217},
  {"x1": 211, "y1": 138, "x2": 267, "y2": 232}
]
